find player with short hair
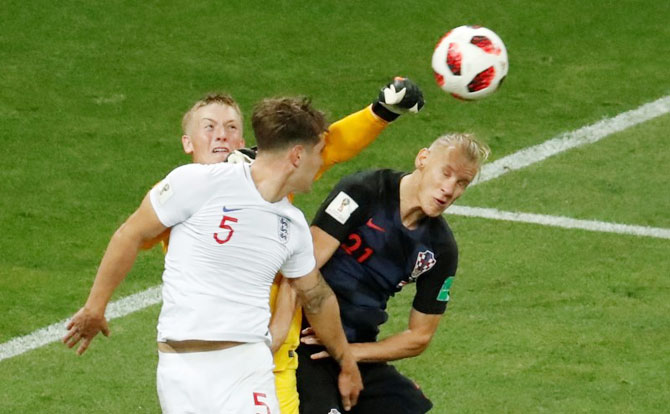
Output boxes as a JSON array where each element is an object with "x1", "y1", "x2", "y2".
[
  {"x1": 181, "y1": 93, "x2": 245, "y2": 163},
  {"x1": 64, "y1": 96, "x2": 363, "y2": 413},
  {"x1": 297, "y1": 133, "x2": 490, "y2": 414},
  {"x1": 64, "y1": 79, "x2": 425, "y2": 413}
]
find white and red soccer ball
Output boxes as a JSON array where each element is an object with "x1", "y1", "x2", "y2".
[{"x1": 432, "y1": 25, "x2": 508, "y2": 100}]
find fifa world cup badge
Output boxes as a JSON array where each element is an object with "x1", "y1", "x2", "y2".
[
  {"x1": 325, "y1": 191, "x2": 359, "y2": 224},
  {"x1": 157, "y1": 179, "x2": 174, "y2": 205}
]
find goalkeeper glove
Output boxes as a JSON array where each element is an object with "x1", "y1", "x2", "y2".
[
  {"x1": 226, "y1": 147, "x2": 257, "y2": 164},
  {"x1": 372, "y1": 77, "x2": 424, "y2": 122}
]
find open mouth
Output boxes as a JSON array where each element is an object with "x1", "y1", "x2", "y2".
[
  {"x1": 434, "y1": 197, "x2": 447, "y2": 206},
  {"x1": 212, "y1": 147, "x2": 230, "y2": 154}
]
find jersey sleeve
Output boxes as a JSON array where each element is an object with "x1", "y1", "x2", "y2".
[
  {"x1": 311, "y1": 173, "x2": 374, "y2": 242},
  {"x1": 315, "y1": 105, "x2": 388, "y2": 180},
  {"x1": 280, "y1": 217, "x2": 317, "y2": 278},
  {"x1": 149, "y1": 164, "x2": 213, "y2": 227},
  {"x1": 412, "y1": 245, "x2": 459, "y2": 315}
]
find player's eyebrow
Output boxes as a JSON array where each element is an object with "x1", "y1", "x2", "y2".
[{"x1": 200, "y1": 117, "x2": 239, "y2": 126}]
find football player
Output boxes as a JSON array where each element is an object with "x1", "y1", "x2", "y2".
[{"x1": 297, "y1": 133, "x2": 490, "y2": 413}]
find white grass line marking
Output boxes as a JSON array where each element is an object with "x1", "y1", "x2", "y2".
[
  {"x1": 447, "y1": 206, "x2": 670, "y2": 240},
  {"x1": 475, "y1": 95, "x2": 670, "y2": 185},
  {"x1": 0, "y1": 286, "x2": 161, "y2": 362}
]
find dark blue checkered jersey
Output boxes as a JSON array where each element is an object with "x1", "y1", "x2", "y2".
[{"x1": 312, "y1": 169, "x2": 458, "y2": 343}]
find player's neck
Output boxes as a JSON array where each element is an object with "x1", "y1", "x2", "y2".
[
  {"x1": 399, "y1": 173, "x2": 426, "y2": 230},
  {"x1": 249, "y1": 156, "x2": 292, "y2": 203}
]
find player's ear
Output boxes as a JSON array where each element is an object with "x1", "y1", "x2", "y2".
[
  {"x1": 182, "y1": 135, "x2": 194, "y2": 155},
  {"x1": 415, "y1": 148, "x2": 430, "y2": 169},
  {"x1": 289, "y1": 144, "x2": 304, "y2": 168}
]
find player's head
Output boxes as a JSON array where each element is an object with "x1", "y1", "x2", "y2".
[
  {"x1": 252, "y1": 97, "x2": 328, "y2": 193},
  {"x1": 413, "y1": 133, "x2": 490, "y2": 217},
  {"x1": 181, "y1": 93, "x2": 245, "y2": 164}
]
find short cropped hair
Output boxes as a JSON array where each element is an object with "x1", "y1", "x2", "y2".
[
  {"x1": 429, "y1": 133, "x2": 491, "y2": 170},
  {"x1": 251, "y1": 97, "x2": 328, "y2": 152},
  {"x1": 181, "y1": 93, "x2": 242, "y2": 134}
]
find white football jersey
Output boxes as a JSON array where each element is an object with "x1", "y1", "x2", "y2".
[{"x1": 149, "y1": 162, "x2": 315, "y2": 344}]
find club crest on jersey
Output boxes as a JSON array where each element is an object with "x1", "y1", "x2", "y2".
[
  {"x1": 411, "y1": 250, "x2": 436, "y2": 280},
  {"x1": 278, "y1": 216, "x2": 290, "y2": 243}
]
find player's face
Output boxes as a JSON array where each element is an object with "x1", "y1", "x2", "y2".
[
  {"x1": 293, "y1": 135, "x2": 326, "y2": 193},
  {"x1": 182, "y1": 103, "x2": 244, "y2": 164},
  {"x1": 416, "y1": 145, "x2": 478, "y2": 217}
]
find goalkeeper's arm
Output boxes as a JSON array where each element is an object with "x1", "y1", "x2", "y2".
[{"x1": 318, "y1": 77, "x2": 424, "y2": 176}]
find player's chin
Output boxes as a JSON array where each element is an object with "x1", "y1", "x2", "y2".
[
  {"x1": 198, "y1": 152, "x2": 229, "y2": 164},
  {"x1": 425, "y1": 208, "x2": 446, "y2": 218},
  {"x1": 212, "y1": 152, "x2": 230, "y2": 163}
]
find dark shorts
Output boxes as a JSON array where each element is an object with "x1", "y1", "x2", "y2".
[{"x1": 297, "y1": 344, "x2": 433, "y2": 414}]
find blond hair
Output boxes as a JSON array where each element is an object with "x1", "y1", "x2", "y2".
[
  {"x1": 181, "y1": 93, "x2": 243, "y2": 134},
  {"x1": 429, "y1": 133, "x2": 490, "y2": 170}
]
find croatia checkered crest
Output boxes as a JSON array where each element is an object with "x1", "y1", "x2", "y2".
[
  {"x1": 432, "y1": 25, "x2": 508, "y2": 100},
  {"x1": 411, "y1": 250, "x2": 436, "y2": 280}
]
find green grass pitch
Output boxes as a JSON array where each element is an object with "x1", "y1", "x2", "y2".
[{"x1": 1, "y1": 0, "x2": 669, "y2": 412}]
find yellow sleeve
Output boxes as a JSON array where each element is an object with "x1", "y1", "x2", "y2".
[
  {"x1": 316, "y1": 105, "x2": 389, "y2": 180},
  {"x1": 140, "y1": 228, "x2": 170, "y2": 253}
]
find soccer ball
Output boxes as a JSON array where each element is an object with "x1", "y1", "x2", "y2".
[{"x1": 432, "y1": 25, "x2": 508, "y2": 100}]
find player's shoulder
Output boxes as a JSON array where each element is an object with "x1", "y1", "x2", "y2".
[
  {"x1": 339, "y1": 168, "x2": 404, "y2": 194},
  {"x1": 274, "y1": 200, "x2": 312, "y2": 245},
  {"x1": 163, "y1": 163, "x2": 245, "y2": 195},
  {"x1": 278, "y1": 198, "x2": 308, "y2": 222},
  {"x1": 328, "y1": 169, "x2": 404, "y2": 213},
  {"x1": 427, "y1": 216, "x2": 458, "y2": 257},
  {"x1": 176, "y1": 161, "x2": 244, "y2": 178},
  {"x1": 169, "y1": 161, "x2": 232, "y2": 174}
]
